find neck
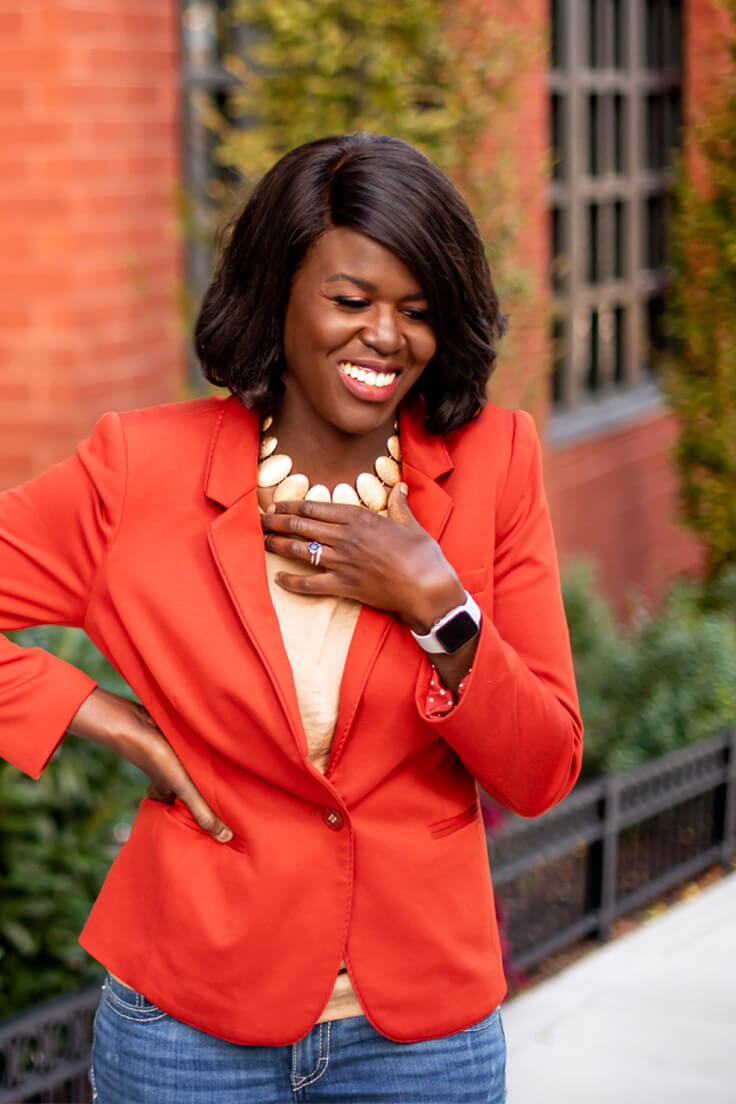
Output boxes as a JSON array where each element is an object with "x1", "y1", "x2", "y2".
[{"x1": 272, "y1": 397, "x2": 397, "y2": 489}]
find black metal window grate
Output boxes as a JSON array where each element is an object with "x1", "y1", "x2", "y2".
[
  {"x1": 180, "y1": 2, "x2": 242, "y2": 314},
  {"x1": 549, "y1": 0, "x2": 682, "y2": 411}
]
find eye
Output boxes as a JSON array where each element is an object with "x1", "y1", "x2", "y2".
[
  {"x1": 332, "y1": 296, "x2": 370, "y2": 310},
  {"x1": 402, "y1": 308, "x2": 432, "y2": 323}
]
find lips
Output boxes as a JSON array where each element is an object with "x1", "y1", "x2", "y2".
[{"x1": 337, "y1": 360, "x2": 402, "y2": 403}]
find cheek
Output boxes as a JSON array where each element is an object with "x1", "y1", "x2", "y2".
[{"x1": 419, "y1": 331, "x2": 438, "y2": 366}]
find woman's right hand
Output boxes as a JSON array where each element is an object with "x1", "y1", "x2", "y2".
[{"x1": 67, "y1": 687, "x2": 233, "y2": 842}]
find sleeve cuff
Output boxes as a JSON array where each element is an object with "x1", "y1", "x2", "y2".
[{"x1": 0, "y1": 650, "x2": 98, "y2": 778}]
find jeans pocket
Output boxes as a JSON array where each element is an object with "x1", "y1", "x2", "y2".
[{"x1": 102, "y1": 974, "x2": 168, "y2": 1023}]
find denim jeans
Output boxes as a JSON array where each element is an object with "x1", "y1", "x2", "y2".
[{"x1": 90, "y1": 973, "x2": 506, "y2": 1103}]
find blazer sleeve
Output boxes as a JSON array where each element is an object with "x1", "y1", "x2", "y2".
[
  {"x1": 414, "y1": 410, "x2": 583, "y2": 816},
  {"x1": 0, "y1": 413, "x2": 126, "y2": 778}
]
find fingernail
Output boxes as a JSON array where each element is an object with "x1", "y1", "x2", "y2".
[
  {"x1": 216, "y1": 828, "x2": 233, "y2": 843},
  {"x1": 399, "y1": 482, "x2": 409, "y2": 495},
  {"x1": 266, "y1": 504, "x2": 276, "y2": 514}
]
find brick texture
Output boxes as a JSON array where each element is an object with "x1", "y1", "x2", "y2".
[
  {"x1": 0, "y1": 1, "x2": 184, "y2": 488},
  {"x1": 545, "y1": 413, "x2": 703, "y2": 611}
]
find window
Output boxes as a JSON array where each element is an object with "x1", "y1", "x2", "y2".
[
  {"x1": 180, "y1": 1, "x2": 241, "y2": 304},
  {"x1": 549, "y1": 0, "x2": 682, "y2": 413}
]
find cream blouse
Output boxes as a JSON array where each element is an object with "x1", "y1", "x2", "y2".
[{"x1": 264, "y1": 549, "x2": 364, "y2": 1023}]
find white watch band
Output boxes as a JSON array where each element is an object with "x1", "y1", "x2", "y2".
[{"x1": 410, "y1": 592, "x2": 481, "y2": 655}]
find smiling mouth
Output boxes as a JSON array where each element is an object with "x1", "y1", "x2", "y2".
[{"x1": 338, "y1": 361, "x2": 400, "y2": 390}]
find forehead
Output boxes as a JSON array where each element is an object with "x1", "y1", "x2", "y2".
[{"x1": 295, "y1": 226, "x2": 424, "y2": 293}]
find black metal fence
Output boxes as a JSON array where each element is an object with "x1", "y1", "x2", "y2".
[
  {"x1": 0, "y1": 986, "x2": 98, "y2": 1104},
  {"x1": 2, "y1": 731, "x2": 735, "y2": 1103},
  {"x1": 488, "y1": 730, "x2": 736, "y2": 969}
]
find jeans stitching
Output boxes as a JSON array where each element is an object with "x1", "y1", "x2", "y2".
[
  {"x1": 104, "y1": 981, "x2": 164, "y2": 1019},
  {"x1": 291, "y1": 1022, "x2": 331, "y2": 1091},
  {"x1": 103, "y1": 989, "x2": 168, "y2": 1023},
  {"x1": 464, "y1": 1007, "x2": 500, "y2": 1032},
  {"x1": 88, "y1": 987, "x2": 102, "y2": 1102}
]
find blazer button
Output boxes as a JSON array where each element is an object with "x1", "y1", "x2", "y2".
[{"x1": 321, "y1": 807, "x2": 344, "y2": 831}]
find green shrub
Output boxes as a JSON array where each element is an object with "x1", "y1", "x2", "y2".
[
  {"x1": 0, "y1": 627, "x2": 144, "y2": 1019},
  {"x1": 663, "y1": 0, "x2": 736, "y2": 579},
  {"x1": 563, "y1": 564, "x2": 736, "y2": 780}
]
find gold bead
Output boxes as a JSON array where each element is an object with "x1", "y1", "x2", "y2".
[
  {"x1": 356, "y1": 472, "x2": 388, "y2": 511},
  {"x1": 332, "y1": 482, "x2": 361, "y2": 505},
  {"x1": 257, "y1": 454, "x2": 293, "y2": 487},
  {"x1": 261, "y1": 414, "x2": 273, "y2": 431},
  {"x1": 375, "y1": 455, "x2": 400, "y2": 486},
  {"x1": 305, "y1": 484, "x2": 331, "y2": 502},
  {"x1": 259, "y1": 435, "x2": 278, "y2": 459},
  {"x1": 387, "y1": 434, "x2": 401, "y2": 462},
  {"x1": 273, "y1": 474, "x2": 309, "y2": 502}
]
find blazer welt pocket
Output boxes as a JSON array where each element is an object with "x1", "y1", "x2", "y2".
[
  {"x1": 164, "y1": 800, "x2": 249, "y2": 855},
  {"x1": 457, "y1": 567, "x2": 488, "y2": 595},
  {"x1": 429, "y1": 800, "x2": 481, "y2": 839}
]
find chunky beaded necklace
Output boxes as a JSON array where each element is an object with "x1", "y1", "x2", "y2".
[{"x1": 257, "y1": 415, "x2": 402, "y2": 513}]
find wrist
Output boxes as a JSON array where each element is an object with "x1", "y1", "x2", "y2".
[{"x1": 402, "y1": 574, "x2": 466, "y2": 635}]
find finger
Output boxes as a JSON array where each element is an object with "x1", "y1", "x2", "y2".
[
  {"x1": 175, "y1": 777, "x2": 233, "y2": 842},
  {"x1": 274, "y1": 569, "x2": 351, "y2": 598},
  {"x1": 261, "y1": 511, "x2": 344, "y2": 545},
  {"x1": 266, "y1": 499, "x2": 361, "y2": 525},
  {"x1": 387, "y1": 482, "x2": 415, "y2": 526},
  {"x1": 149, "y1": 751, "x2": 233, "y2": 842},
  {"x1": 263, "y1": 532, "x2": 333, "y2": 567}
]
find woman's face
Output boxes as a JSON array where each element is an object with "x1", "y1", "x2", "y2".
[{"x1": 281, "y1": 227, "x2": 437, "y2": 437}]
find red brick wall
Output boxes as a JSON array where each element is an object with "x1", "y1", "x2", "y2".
[
  {"x1": 0, "y1": 1, "x2": 184, "y2": 489},
  {"x1": 545, "y1": 413, "x2": 703, "y2": 609}
]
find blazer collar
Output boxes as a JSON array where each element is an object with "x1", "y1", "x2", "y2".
[{"x1": 205, "y1": 396, "x2": 259, "y2": 508}]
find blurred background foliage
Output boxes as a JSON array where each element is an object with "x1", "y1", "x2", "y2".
[
  {"x1": 564, "y1": 563, "x2": 736, "y2": 779},
  {"x1": 0, "y1": 628, "x2": 144, "y2": 1019},
  {"x1": 663, "y1": 0, "x2": 736, "y2": 580}
]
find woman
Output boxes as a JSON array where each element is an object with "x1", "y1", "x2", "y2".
[{"x1": 0, "y1": 134, "x2": 582, "y2": 1102}]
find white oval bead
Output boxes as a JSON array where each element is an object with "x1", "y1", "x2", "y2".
[
  {"x1": 375, "y1": 455, "x2": 400, "y2": 486},
  {"x1": 258, "y1": 434, "x2": 278, "y2": 459},
  {"x1": 257, "y1": 454, "x2": 293, "y2": 487},
  {"x1": 332, "y1": 482, "x2": 360, "y2": 505},
  {"x1": 272, "y1": 474, "x2": 309, "y2": 502},
  {"x1": 387, "y1": 434, "x2": 401, "y2": 461},
  {"x1": 305, "y1": 484, "x2": 331, "y2": 503},
  {"x1": 356, "y1": 472, "x2": 387, "y2": 511}
]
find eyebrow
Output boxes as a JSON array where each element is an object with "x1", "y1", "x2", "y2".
[{"x1": 324, "y1": 272, "x2": 427, "y2": 302}]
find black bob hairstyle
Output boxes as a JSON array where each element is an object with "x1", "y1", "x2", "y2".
[{"x1": 195, "y1": 133, "x2": 506, "y2": 435}]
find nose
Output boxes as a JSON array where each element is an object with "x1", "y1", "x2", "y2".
[{"x1": 360, "y1": 307, "x2": 404, "y2": 356}]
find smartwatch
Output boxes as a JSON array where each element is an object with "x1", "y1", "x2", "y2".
[{"x1": 410, "y1": 592, "x2": 481, "y2": 655}]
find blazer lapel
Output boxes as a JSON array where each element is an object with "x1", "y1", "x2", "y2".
[
  {"x1": 327, "y1": 400, "x2": 454, "y2": 774},
  {"x1": 205, "y1": 398, "x2": 308, "y2": 758}
]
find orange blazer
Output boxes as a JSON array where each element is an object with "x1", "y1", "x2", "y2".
[{"x1": 0, "y1": 395, "x2": 582, "y2": 1045}]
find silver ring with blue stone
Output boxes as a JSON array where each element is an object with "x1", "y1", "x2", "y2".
[{"x1": 307, "y1": 541, "x2": 323, "y2": 567}]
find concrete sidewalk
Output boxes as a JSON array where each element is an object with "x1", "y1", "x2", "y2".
[{"x1": 502, "y1": 871, "x2": 736, "y2": 1103}]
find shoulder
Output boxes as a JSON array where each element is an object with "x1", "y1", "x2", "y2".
[
  {"x1": 445, "y1": 402, "x2": 539, "y2": 476},
  {"x1": 88, "y1": 396, "x2": 231, "y2": 460},
  {"x1": 115, "y1": 396, "x2": 228, "y2": 436}
]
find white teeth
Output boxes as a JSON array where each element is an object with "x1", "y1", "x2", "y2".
[{"x1": 339, "y1": 362, "x2": 397, "y2": 388}]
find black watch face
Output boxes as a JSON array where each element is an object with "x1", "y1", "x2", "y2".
[{"x1": 435, "y1": 611, "x2": 479, "y2": 654}]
